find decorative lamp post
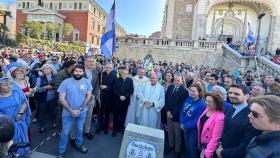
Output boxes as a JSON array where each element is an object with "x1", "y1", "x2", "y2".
[{"x1": 256, "y1": 13, "x2": 265, "y2": 53}]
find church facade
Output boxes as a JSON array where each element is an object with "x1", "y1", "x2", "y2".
[{"x1": 161, "y1": 0, "x2": 280, "y2": 52}]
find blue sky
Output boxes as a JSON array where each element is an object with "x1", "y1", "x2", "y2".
[
  {"x1": 1, "y1": 0, "x2": 165, "y2": 36},
  {"x1": 95, "y1": 0, "x2": 165, "y2": 36}
]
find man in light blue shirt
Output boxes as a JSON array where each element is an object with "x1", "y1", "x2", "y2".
[{"x1": 57, "y1": 64, "x2": 92, "y2": 158}]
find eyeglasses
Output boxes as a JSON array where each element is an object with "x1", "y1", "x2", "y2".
[
  {"x1": 249, "y1": 109, "x2": 270, "y2": 119},
  {"x1": 52, "y1": 59, "x2": 57, "y2": 61}
]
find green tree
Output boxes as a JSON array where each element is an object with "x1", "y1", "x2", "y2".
[
  {"x1": 63, "y1": 23, "x2": 74, "y2": 36},
  {"x1": 20, "y1": 21, "x2": 31, "y2": 36},
  {"x1": 30, "y1": 22, "x2": 44, "y2": 39}
]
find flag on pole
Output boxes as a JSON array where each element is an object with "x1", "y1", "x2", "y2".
[
  {"x1": 246, "y1": 22, "x2": 255, "y2": 43},
  {"x1": 100, "y1": 0, "x2": 116, "y2": 59},
  {"x1": 86, "y1": 46, "x2": 93, "y2": 56}
]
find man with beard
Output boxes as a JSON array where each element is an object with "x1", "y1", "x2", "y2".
[
  {"x1": 57, "y1": 64, "x2": 92, "y2": 158},
  {"x1": 69, "y1": 57, "x2": 99, "y2": 142},
  {"x1": 216, "y1": 84, "x2": 261, "y2": 158},
  {"x1": 55, "y1": 60, "x2": 76, "y2": 130},
  {"x1": 96, "y1": 63, "x2": 116, "y2": 135},
  {"x1": 112, "y1": 68, "x2": 134, "y2": 137}
]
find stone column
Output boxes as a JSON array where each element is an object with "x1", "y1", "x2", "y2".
[
  {"x1": 194, "y1": 14, "x2": 207, "y2": 39},
  {"x1": 268, "y1": 16, "x2": 280, "y2": 53}
]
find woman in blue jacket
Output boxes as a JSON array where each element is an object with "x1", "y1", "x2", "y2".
[{"x1": 180, "y1": 83, "x2": 206, "y2": 158}]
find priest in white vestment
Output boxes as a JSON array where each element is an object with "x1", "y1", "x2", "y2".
[
  {"x1": 139, "y1": 72, "x2": 165, "y2": 129},
  {"x1": 125, "y1": 67, "x2": 149, "y2": 126}
]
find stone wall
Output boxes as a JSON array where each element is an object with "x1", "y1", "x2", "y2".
[
  {"x1": 115, "y1": 45, "x2": 223, "y2": 67},
  {"x1": 171, "y1": 0, "x2": 195, "y2": 39}
]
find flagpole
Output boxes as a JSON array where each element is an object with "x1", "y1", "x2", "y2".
[{"x1": 100, "y1": 0, "x2": 117, "y2": 59}]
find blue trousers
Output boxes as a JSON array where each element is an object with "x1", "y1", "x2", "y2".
[
  {"x1": 58, "y1": 112, "x2": 86, "y2": 154},
  {"x1": 184, "y1": 129, "x2": 199, "y2": 158}
]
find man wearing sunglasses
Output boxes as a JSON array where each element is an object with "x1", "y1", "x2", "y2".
[
  {"x1": 246, "y1": 95, "x2": 280, "y2": 158},
  {"x1": 51, "y1": 56, "x2": 62, "y2": 72},
  {"x1": 216, "y1": 84, "x2": 261, "y2": 158}
]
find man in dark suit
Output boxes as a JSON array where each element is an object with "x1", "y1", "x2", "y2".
[
  {"x1": 112, "y1": 68, "x2": 134, "y2": 137},
  {"x1": 98, "y1": 63, "x2": 116, "y2": 135},
  {"x1": 216, "y1": 84, "x2": 261, "y2": 158},
  {"x1": 164, "y1": 75, "x2": 189, "y2": 158}
]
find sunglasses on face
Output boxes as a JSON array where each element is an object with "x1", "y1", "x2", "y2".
[
  {"x1": 52, "y1": 59, "x2": 57, "y2": 61},
  {"x1": 249, "y1": 109, "x2": 269, "y2": 119}
]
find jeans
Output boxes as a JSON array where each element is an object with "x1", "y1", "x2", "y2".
[
  {"x1": 70, "y1": 100, "x2": 96, "y2": 139},
  {"x1": 58, "y1": 112, "x2": 86, "y2": 154},
  {"x1": 184, "y1": 129, "x2": 199, "y2": 158}
]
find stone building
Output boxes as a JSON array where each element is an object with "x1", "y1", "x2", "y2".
[
  {"x1": 161, "y1": 0, "x2": 280, "y2": 52},
  {"x1": 16, "y1": 0, "x2": 126, "y2": 48}
]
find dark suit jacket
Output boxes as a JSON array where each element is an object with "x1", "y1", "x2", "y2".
[
  {"x1": 164, "y1": 84, "x2": 189, "y2": 122},
  {"x1": 83, "y1": 69, "x2": 99, "y2": 97},
  {"x1": 101, "y1": 71, "x2": 116, "y2": 105},
  {"x1": 220, "y1": 105, "x2": 261, "y2": 158},
  {"x1": 113, "y1": 77, "x2": 134, "y2": 107}
]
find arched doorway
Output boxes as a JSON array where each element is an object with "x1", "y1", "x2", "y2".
[
  {"x1": 213, "y1": 17, "x2": 244, "y2": 42},
  {"x1": 203, "y1": 0, "x2": 279, "y2": 51}
]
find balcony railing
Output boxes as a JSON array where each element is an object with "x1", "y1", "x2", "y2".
[{"x1": 116, "y1": 37, "x2": 222, "y2": 50}]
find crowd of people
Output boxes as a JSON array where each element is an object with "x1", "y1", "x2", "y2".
[
  {"x1": 228, "y1": 42, "x2": 280, "y2": 65},
  {"x1": 0, "y1": 47, "x2": 280, "y2": 158}
]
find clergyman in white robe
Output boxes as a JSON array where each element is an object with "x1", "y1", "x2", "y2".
[
  {"x1": 125, "y1": 74, "x2": 149, "y2": 127},
  {"x1": 139, "y1": 77, "x2": 165, "y2": 129}
]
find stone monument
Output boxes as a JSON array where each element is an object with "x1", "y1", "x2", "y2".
[{"x1": 119, "y1": 123, "x2": 164, "y2": 158}]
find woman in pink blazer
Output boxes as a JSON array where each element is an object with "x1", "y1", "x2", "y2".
[{"x1": 197, "y1": 92, "x2": 225, "y2": 158}]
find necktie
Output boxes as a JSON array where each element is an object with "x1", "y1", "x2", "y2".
[
  {"x1": 231, "y1": 106, "x2": 236, "y2": 118},
  {"x1": 173, "y1": 87, "x2": 178, "y2": 94}
]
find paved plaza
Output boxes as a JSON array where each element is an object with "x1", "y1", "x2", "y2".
[{"x1": 29, "y1": 120, "x2": 182, "y2": 158}]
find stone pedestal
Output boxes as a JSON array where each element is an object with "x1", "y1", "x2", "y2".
[{"x1": 119, "y1": 123, "x2": 165, "y2": 158}]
